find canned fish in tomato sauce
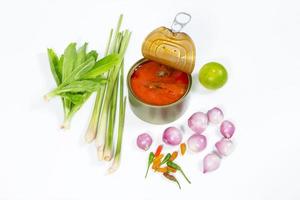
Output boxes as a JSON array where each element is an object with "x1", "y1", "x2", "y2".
[{"x1": 127, "y1": 26, "x2": 195, "y2": 124}]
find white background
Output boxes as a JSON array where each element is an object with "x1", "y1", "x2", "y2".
[{"x1": 0, "y1": 0, "x2": 300, "y2": 199}]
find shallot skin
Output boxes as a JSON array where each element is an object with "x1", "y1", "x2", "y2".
[
  {"x1": 203, "y1": 153, "x2": 221, "y2": 173},
  {"x1": 187, "y1": 134, "x2": 207, "y2": 153},
  {"x1": 220, "y1": 120, "x2": 235, "y2": 138},
  {"x1": 188, "y1": 112, "x2": 208, "y2": 133},
  {"x1": 162, "y1": 127, "x2": 183, "y2": 146},
  {"x1": 207, "y1": 107, "x2": 224, "y2": 124},
  {"x1": 137, "y1": 133, "x2": 153, "y2": 151},
  {"x1": 215, "y1": 138, "x2": 234, "y2": 156}
]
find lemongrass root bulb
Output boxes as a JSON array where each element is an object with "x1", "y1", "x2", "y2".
[
  {"x1": 97, "y1": 145, "x2": 104, "y2": 161},
  {"x1": 203, "y1": 153, "x2": 221, "y2": 173},
  {"x1": 85, "y1": 128, "x2": 97, "y2": 143}
]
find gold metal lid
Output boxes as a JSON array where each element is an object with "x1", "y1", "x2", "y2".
[{"x1": 142, "y1": 26, "x2": 196, "y2": 74}]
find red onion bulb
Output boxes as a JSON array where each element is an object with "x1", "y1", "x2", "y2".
[
  {"x1": 136, "y1": 133, "x2": 153, "y2": 151},
  {"x1": 203, "y1": 153, "x2": 221, "y2": 173},
  {"x1": 215, "y1": 138, "x2": 234, "y2": 156},
  {"x1": 207, "y1": 107, "x2": 224, "y2": 124},
  {"x1": 220, "y1": 120, "x2": 235, "y2": 138},
  {"x1": 187, "y1": 133, "x2": 207, "y2": 152},
  {"x1": 162, "y1": 127, "x2": 182, "y2": 146},
  {"x1": 188, "y1": 112, "x2": 208, "y2": 133}
]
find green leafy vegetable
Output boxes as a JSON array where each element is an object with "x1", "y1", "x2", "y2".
[
  {"x1": 46, "y1": 14, "x2": 131, "y2": 174},
  {"x1": 45, "y1": 42, "x2": 119, "y2": 129}
]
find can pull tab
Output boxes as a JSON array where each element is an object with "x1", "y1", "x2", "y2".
[{"x1": 171, "y1": 12, "x2": 192, "y2": 33}]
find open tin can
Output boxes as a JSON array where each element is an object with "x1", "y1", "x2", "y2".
[{"x1": 127, "y1": 13, "x2": 196, "y2": 124}]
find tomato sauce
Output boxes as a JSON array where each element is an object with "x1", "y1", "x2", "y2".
[{"x1": 130, "y1": 60, "x2": 189, "y2": 106}]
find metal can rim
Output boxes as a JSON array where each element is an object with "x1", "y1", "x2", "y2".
[{"x1": 127, "y1": 58, "x2": 192, "y2": 108}]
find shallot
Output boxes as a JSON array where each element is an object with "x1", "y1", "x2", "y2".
[
  {"x1": 162, "y1": 127, "x2": 182, "y2": 146},
  {"x1": 207, "y1": 107, "x2": 224, "y2": 124},
  {"x1": 215, "y1": 138, "x2": 234, "y2": 156},
  {"x1": 220, "y1": 120, "x2": 235, "y2": 138},
  {"x1": 188, "y1": 112, "x2": 208, "y2": 133},
  {"x1": 203, "y1": 153, "x2": 221, "y2": 173},
  {"x1": 137, "y1": 133, "x2": 153, "y2": 151},
  {"x1": 187, "y1": 133, "x2": 207, "y2": 153}
]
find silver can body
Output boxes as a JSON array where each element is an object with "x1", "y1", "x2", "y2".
[{"x1": 127, "y1": 58, "x2": 192, "y2": 124}]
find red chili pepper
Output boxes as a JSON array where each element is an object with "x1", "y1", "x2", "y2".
[{"x1": 154, "y1": 145, "x2": 163, "y2": 157}]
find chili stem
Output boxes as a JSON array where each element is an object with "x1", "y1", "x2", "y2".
[{"x1": 180, "y1": 169, "x2": 191, "y2": 184}]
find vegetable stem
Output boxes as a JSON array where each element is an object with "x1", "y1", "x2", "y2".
[
  {"x1": 107, "y1": 97, "x2": 126, "y2": 174},
  {"x1": 103, "y1": 70, "x2": 119, "y2": 161},
  {"x1": 95, "y1": 17, "x2": 131, "y2": 150},
  {"x1": 85, "y1": 29, "x2": 114, "y2": 143},
  {"x1": 108, "y1": 64, "x2": 126, "y2": 173},
  {"x1": 85, "y1": 86, "x2": 105, "y2": 142}
]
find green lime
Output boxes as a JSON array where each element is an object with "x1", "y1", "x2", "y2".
[{"x1": 198, "y1": 62, "x2": 228, "y2": 90}]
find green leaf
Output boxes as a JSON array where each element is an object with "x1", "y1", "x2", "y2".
[
  {"x1": 66, "y1": 92, "x2": 91, "y2": 114},
  {"x1": 62, "y1": 57, "x2": 95, "y2": 84},
  {"x1": 47, "y1": 48, "x2": 61, "y2": 85},
  {"x1": 55, "y1": 79, "x2": 106, "y2": 95},
  {"x1": 86, "y1": 50, "x2": 98, "y2": 61},
  {"x1": 62, "y1": 43, "x2": 77, "y2": 81},
  {"x1": 61, "y1": 43, "x2": 77, "y2": 115},
  {"x1": 75, "y1": 43, "x2": 88, "y2": 67},
  {"x1": 58, "y1": 55, "x2": 64, "y2": 79},
  {"x1": 82, "y1": 53, "x2": 121, "y2": 79},
  {"x1": 60, "y1": 93, "x2": 87, "y2": 105}
]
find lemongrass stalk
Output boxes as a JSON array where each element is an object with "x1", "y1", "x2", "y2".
[
  {"x1": 108, "y1": 97, "x2": 126, "y2": 174},
  {"x1": 85, "y1": 86, "x2": 105, "y2": 142},
  {"x1": 108, "y1": 65, "x2": 126, "y2": 173},
  {"x1": 101, "y1": 32, "x2": 124, "y2": 158},
  {"x1": 95, "y1": 16, "x2": 129, "y2": 148},
  {"x1": 96, "y1": 30, "x2": 131, "y2": 152},
  {"x1": 103, "y1": 63, "x2": 120, "y2": 161},
  {"x1": 109, "y1": 15, "x2": 123, "y2": 55},
  {"x1": 95, "y1": 64, "x2": 121, "y2": 148},
  {"x1": 85, "y1": 29, "x2": 113, "y2": 143},
  {"x1": 99, "y1": 31, "x2": 131, "y2": 159}
]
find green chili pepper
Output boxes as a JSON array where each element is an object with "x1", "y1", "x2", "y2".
[
  {"x1": 145, "y1": 152, "x2": 155, "y2": 178},
  {"x1": 167, "y1": 161, "x2": 191, "y2": 184},
  {"x1": 160, "y1": 153, "x2": 171, "y2": 166},
  {"x1": 163, "y1": 172, "x2": 181, "y2": 189}
]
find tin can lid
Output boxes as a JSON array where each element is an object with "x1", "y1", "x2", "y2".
[{"x1": 142, "y1": 26, "x2": 196, "y2": 74}]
